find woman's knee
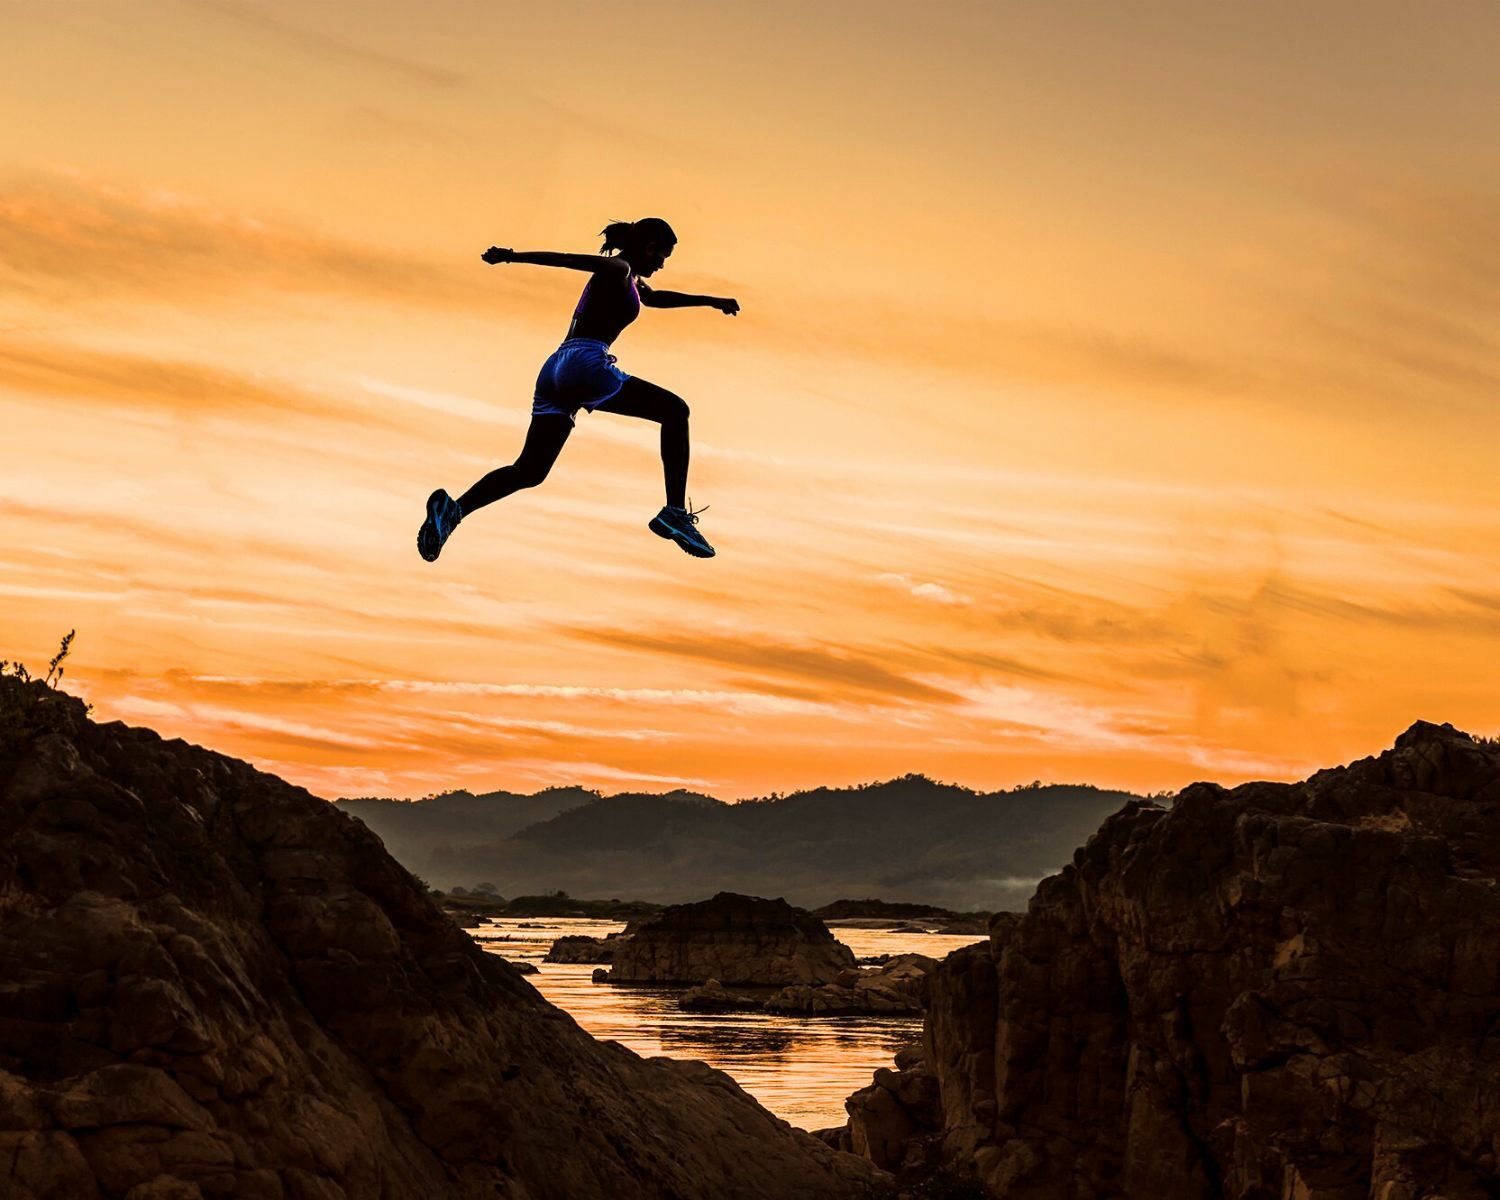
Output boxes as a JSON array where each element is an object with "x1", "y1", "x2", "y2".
[
  {"x1": 665, "y1": 392, "x2": 690, "y2": 423},
  {"x1": 509, "y1": 459, "x2": 552, "y2": 489}
]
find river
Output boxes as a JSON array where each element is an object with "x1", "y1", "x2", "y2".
[{"x1": 472, "y1": 916, "x2": 984, "y2": 1131}]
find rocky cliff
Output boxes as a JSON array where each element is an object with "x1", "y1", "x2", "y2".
[
  {"x1": 836, "y1": 721, "x2": 1500, "y2": 1198},
  {"x1": 0, "y1": 678, "x2": 890, "y2": 1200}
]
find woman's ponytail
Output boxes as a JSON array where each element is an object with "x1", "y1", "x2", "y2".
[{"x1": 599, "y1": 220, "x2": 636, "y2": 255}]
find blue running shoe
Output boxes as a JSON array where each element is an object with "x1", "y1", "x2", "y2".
[
  {"x1": 418, "y1": 489, "x2": 463, "y2": 562},
  {"x1": 649, "y1": 502, "x2": 715, "y2": 558}
]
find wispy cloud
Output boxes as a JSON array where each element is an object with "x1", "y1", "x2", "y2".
[
  {"x1": 876, "y1": 571, "x2": 970, "y2": 606},
  {"x1": 0, "y1": 337, "x2": 401, "y2": 433},
  {"x1": 1300, "y1": 584, "x2": 1500, "y2": 636},
  {"x1": 564, "y1": 624, "x2": 964, "y2": 705},
  {"x1": 183, "y1": 0, "x2": 466, "y2": 88},
  {"x1": 0, "y1": 170, "x2": 545, "y2": 313},
  {"x1": 94, "y1": 670, "x2": 842, "y2": 719}
]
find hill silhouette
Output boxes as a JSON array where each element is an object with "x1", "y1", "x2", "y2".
[
  {"x1": 337, "y1": 775, "x2": 1145, "y2": 910},
  {"x1": 338, "y1": 785, "x2": 599, "y2": 869}
]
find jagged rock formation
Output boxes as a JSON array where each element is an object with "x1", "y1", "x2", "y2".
[
  {"x1": 834, "y1": 721, "x2": 1500, "y2": 1198},
  {"x1": 819, "y1": 1043, "x2": 944, "y2": 1178},
  {"x1": 604, "y1": 892, "x2": 858, "y2": 986},
  {"x1": 0, "y1": 679, "x2": 891, "y2": 1200},
  {"x1": 764, "y1": 954, "x2": 939, "y2": 1017}
]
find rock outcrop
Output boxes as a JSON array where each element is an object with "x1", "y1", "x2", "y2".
[
  {"x1": 543, "y1": 933, "x2": 624, "y2": 964},
  {"x1": 604, "y1": 892, "x2": 858, "y2": 986},
  {"x1": 833, "y1": 721, "x2": 1500, "y2": 1198},
  {"x1": 765, "y1": 954, "x2": 939, "y2": 1017},
  {"x1": 820, "y1": 1043, "x2": 945, "y2": 1180},
  {"x1": 0, "y1": 678, "x2": 890, "y2": 1200},
  {"x1": 678, "y1": 980, "x2": 768, "y2": 1013},
  {"x1": 674, "y1": 954, "x2": 940, "y2": 1017}
]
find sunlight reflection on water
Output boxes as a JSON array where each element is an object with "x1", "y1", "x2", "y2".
[{"x1": 475, "y1": 917, "x2": 985, "y2": 1130}]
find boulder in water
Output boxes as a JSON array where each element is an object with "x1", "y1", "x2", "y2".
[
  {"x1": 765, "y1": 954, "x2": 940, "y2": 1017},
  {"x1": 605, "y1": 892, "x2": 858, "y2": 986}
]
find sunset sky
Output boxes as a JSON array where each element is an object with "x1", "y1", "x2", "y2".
[{"x1": 4, "y1": 1, "x2": 1499, "y2": 801}]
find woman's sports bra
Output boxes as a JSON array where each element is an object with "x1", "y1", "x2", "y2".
[{"x1": 566, "y1": 269, "x2": 641, "y2": 345}]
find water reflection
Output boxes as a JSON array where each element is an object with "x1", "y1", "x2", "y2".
[{"x1": 476, "y1": 916, "x2": 985, "y2": 1130}]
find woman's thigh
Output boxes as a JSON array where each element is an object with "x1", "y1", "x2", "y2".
[
  {"x1": 592, "y1": 376, "x2": 687, "y2": 423},
  {"x1": 513, "y1": 413, "x2": 574, "y2": 471}
]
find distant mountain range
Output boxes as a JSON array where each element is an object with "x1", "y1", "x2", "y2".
[{"x1": 336, "y1": 775, "x2": 1149, "y2": 911}]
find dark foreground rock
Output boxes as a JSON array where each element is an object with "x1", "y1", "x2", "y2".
[
  {"x1": 832, "y1": 721, "x2": 1500, "y2": 1198},
  {"x1": 0, "y1": 678, "x2": 891, "y2": 1200},
  {"x1": 605, "y1": 892, "x2": 858, "y2": 986},
  {"x1": 828, "y1": 1043, "x2": 944, "y2": 1176}
]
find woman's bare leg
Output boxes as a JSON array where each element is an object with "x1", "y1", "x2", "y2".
[
  {"x1": 593, "y1": 377, "x2": 689, "y2": 509},
  {"x1": 457, "y1": 414, "x2": 574, "y2": 515},
  {"x1": 594, "y1": 378, "x2": 713, "y2": 556}
]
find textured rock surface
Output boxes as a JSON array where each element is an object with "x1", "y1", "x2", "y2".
[
  {"x1": 542, "y1": 933, "x2": 623, "y2": 964},
  {"x1": 832, "y1": 1043, "x2": 945, "y2": 1181},
  {"x1": 765, "y1": 953, "x2": 939, "y2": 1016},
  {"x1": 0, "y1": 679, "x2": 891, "y2": 1200},
  {"x1": 605, "y1": 892, "x2": 858, "y2": 986},
  {"x1": 839, "y1": 721, "x2": 1500, "y2": 1198}
]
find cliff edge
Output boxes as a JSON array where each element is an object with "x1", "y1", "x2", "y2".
[
  {"x1": 0, "y1": 677, "x2": 890, "y2": 1200},
  {"x1": 838, "y1": 720, "x2": 1500, "y2": 1198}
]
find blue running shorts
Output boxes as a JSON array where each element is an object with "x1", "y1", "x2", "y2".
[{"x1": 533, "y1": 338, "x2": 630, "y2": 423}]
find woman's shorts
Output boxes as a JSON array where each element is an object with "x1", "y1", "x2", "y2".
[{"x1": 533, "y1": 338, "x2": 630, "y2": 423}]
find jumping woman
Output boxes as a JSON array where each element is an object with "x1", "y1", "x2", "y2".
[{"x1": 417, "y1": 217, "x2": 739, "y2": 563}]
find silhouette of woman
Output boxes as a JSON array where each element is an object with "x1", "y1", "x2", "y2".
[{"x1": 417, "y1": 217, "x2": 739, "y2": 562}]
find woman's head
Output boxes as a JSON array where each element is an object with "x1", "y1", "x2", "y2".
[{"x1": 600, "y1": 217, "x2": 677, "y2": 276}]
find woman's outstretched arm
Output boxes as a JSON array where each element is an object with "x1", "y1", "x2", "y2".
[
  {"x1": 482, "y1": 247, "x2": 629, "y2": 275},
  {"x1": 639, "y1": 282, "x2": 739, "y2": 315}
]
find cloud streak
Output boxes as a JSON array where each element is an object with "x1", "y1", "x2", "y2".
[
  {"x1": 0, "y1": 337, "x2": 403, "y2": 433},
  {"x1": 184, "y1": 0, "x2": 467, "y2": 88},
  {"x1": 0, "y1": 171, "x2": 546, "y2": 314},
  {"x1": 563, "y1": 624, "x2": 964, "y2": 705}
]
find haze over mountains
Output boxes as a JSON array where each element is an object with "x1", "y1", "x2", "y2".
[{"x1": 336, "y1": 776, "x2": 1148, "y2": 911}]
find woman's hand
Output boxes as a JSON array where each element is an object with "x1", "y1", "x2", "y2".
[
  {"x1": 481, "y1": 246, "x2": 515, "y2": 265},
  {"x1": 714, "y1": 298, "x2": 740, "y2": 316}
]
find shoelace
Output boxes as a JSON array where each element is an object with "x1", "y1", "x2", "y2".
[{"x1": 679, "y1": 500, "x2": 709, "y2": 525}]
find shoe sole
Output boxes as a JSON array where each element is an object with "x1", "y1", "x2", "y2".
[
  {"x1": 649, "y1": 515, "x2": 715, "y2": 558},
  {"x1": 418, "y1": 489, "x2": 448, "y2": 562}
]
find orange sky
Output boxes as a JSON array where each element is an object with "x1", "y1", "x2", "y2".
[{"x1": 4, "y1": 1, "x2": 1499, "y2": 800}]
